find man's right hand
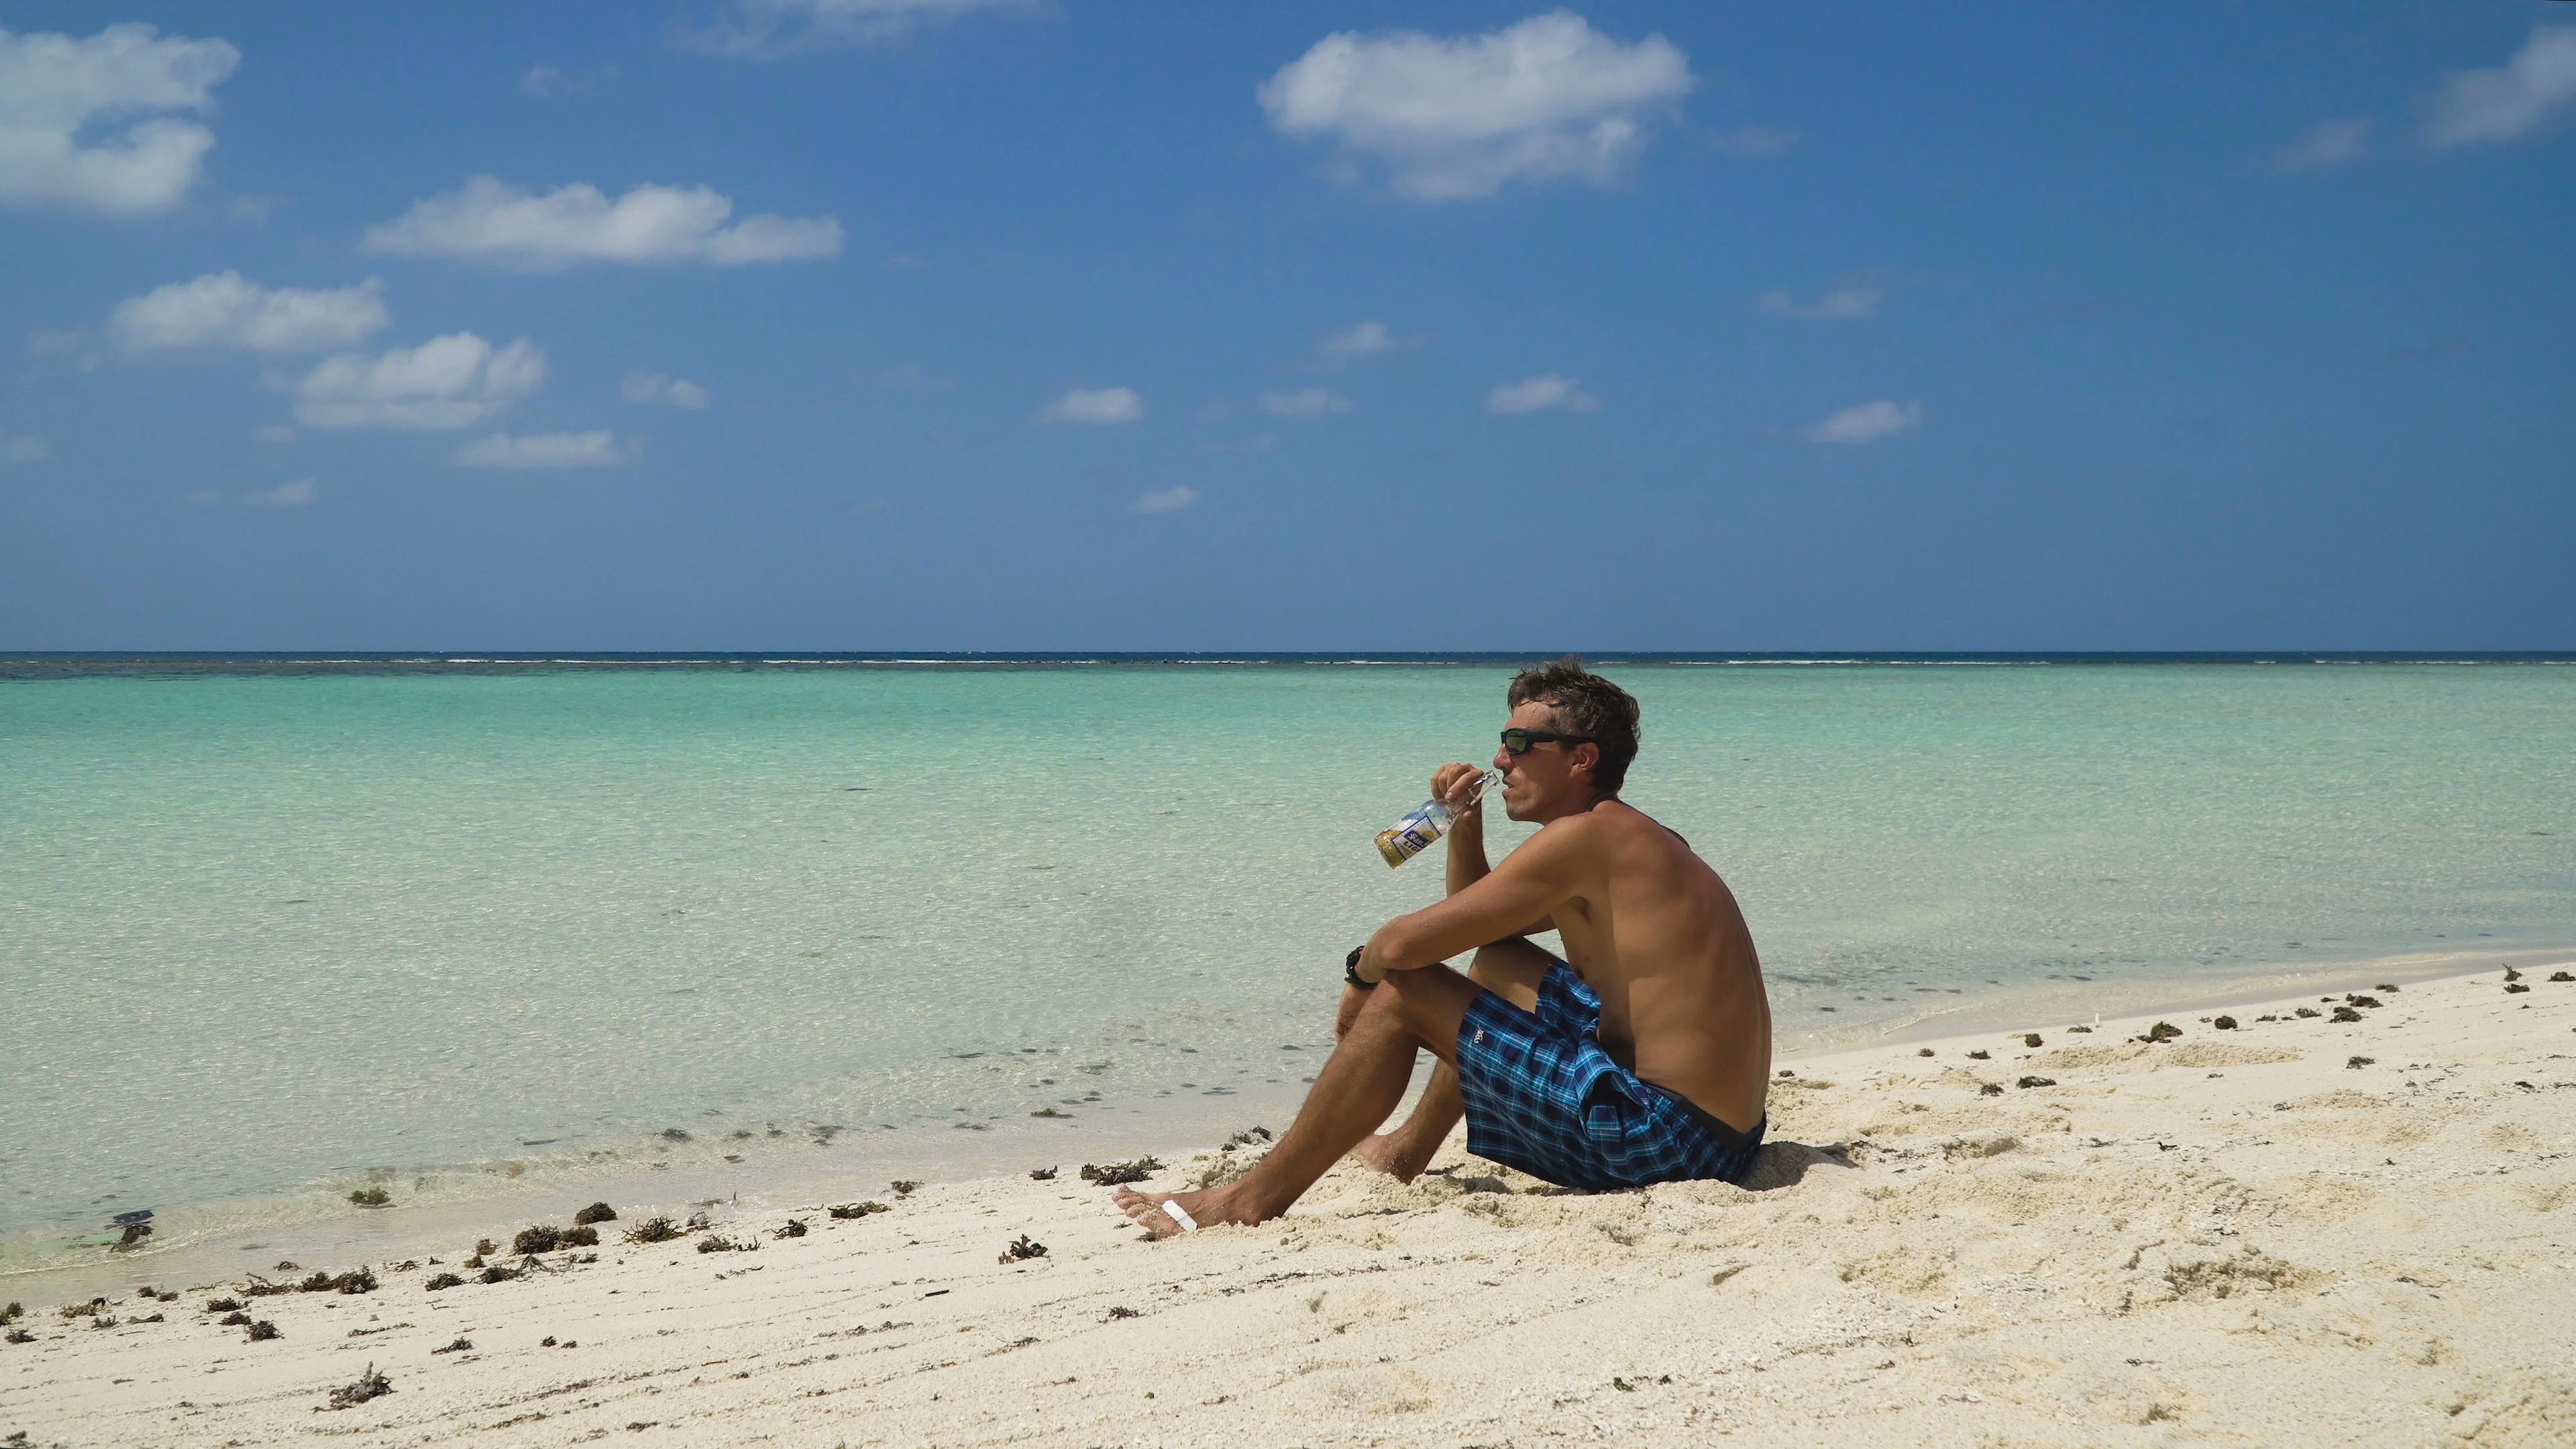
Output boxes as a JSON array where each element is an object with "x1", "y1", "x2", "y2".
[{"x1": 1431, "y1": 761, "x2": 1487, "y2": 818}]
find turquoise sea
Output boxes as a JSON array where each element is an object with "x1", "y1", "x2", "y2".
[{"x1": 5, "y1": 657, "x2": 2573, "y2": 1272}]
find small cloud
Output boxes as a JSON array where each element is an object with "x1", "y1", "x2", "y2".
[
  {"x1": 623, "y1": 370, "x2": 712, "y2": 409},
  {"x1": 1258, "y1": 388, "x2": 1353, "y2": 418},
  {"x1": 362, "y1": 177, "x2": 843, "y2": 270},
  {"x1": 2422, "y1": 23, "x2": 2576, "y2": 149},
  {"x1": 1, "y1": 430, "x2": 52, "y2": 464},
  {"x1": 0, "y1": 22, "x2": 241, "y2": 217},
  {"x1": 1318, "y1": 320, "x2": 1404, "y2": 360},
  {"x1": 1753, "y1": 275, "x2": 1886, "y2": 321},
  {"x1": 679, "y1": 0, "x2": 1036, "y2": 60},
  {"x1": 252, "y1": 423, "x2": 297, "y2": 442},
  {"x1": 1709, "y1": 124, "x2": 1799, "y2": 157},
  {"x1": 1036, "y1": 386, "x2": 1144, "y2": 425},
  {"x1": 454, "y1": 431, "x2": 627, "y2": 468},
  {"x1": 108, "y1": 273, "x2": 390, "y2": 354},
  {"x1": 1259, "y1": 12, "x2": 1695, "y2": 201},
  {"x1": 2266, "y1": 117, "x2": 2373, "y2": 172},
  {"x1": 881, "y1": 252, "x2": 930, "y2": 271},
  {"x1": 295, "y1": 333, "x2": 545, "y2": 430},
  {"x1": 519, "y1": 64, "x2": 614, "y2": 99},
  {"x1": 1128, "y1": 485, "x2": 1200, "y2": 515},
  {"x1": 1485, "y1": 374, "x2": 1600, "y2": 415},
  {"x1": 1804, "y1": 399, "x2": 1924, "y2": 445},
  {"x1": 244, "y1": 478, "x2": 317, "y2": 506}
]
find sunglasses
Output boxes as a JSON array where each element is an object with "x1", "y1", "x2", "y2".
[{"x1": 1499, "y1": 727, "x2": 1593, "y2": 755}]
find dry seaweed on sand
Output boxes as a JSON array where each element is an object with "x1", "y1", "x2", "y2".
[
  {"x1": 2213, "y1": 1015, "x2": 2239, "y2": 1030},
  {"x1": 2296, "y1": 1007, "x2": 2321, "y2": 1018},
  {"x1": 573, "y1": 1201, "x2": 617, "y2": 1226},
  {"x1": 247, "y1": 1320, "x2": 281, "y2": 1341},
  {"x1": 559, "y1": 1225, "x2": 598, "y2": 1247},
  {"x1": 2137, "y1": 1021, "x2": 2183, "y2": 1042},
  {"x1": 513, "y1": 1225, "x2": 564, "y2": 1254},
  {"x1": 1106, "y1": 1305, "x2": 1140, "y2": 1320},
  {"x1": 1080, "y1": 1158, "x2": 1163, "y2": 1186},
  {"x1": 1000, "y1": 1235, "x2": 1048, "y2": 1263},
  {"x1": 827, "y1": 1202, "x2": 890, "y2": 1219},
  {"x1": 431, "y1": 1337, "x2": 471, "y2": 1354},
  {"x1": 218, "y1": 1311, "x2": 252, "y2": 1326},
  {"x1": 478, "y1": 1265, "x2": 520, "y2": 1284},
  {"x1": 623, "y1": 1216, "x2": 684, "y2": 1244},
  {"x1": 3, "y1": 1328, "x2": 32, "y2": 1344},
  {"x1": 329, "y1": 1268, "x2": 377, "y2": 1295},
  {"x1": 889, "y1": 1180, "x2": 922, "y2": 1196},
  {"x1": 2023, "y1": 1033, "x2": 2044, "y2": 1048},
  {"x1": 1980, "y1": 1083, "x2": 2004, "y2": 1095},
  {"x1": 1966, "y1": 1050, "x2": 1990, "y2": 1060},
  {"x1": 772, "y1": 1219, "x2": 807, "y2": 1239},
  {"x1": 2332, "y1": 1006, "x2": 2365, "y2": 1022},
  {"x1": 1028, "y1": 1167, "x2": 1058, "y2": 1181},
  {"x1": 696, "y1": 1235, "x2": 745, "y2": 1254},
  {"x1": 2017, "y1": 1076, "x2": 2057, "y2": 1089},
  {"x1": 327, "y1": 1363, "x2": 392, "y2": 1409},
  {"x1": 423, "y1": 1273, "x2": 464, "y2": 1291},
  {"x1": 56, "y1": 1299, "x2": 105, "y2": 1320},
  {"x1": 347, "y1": 1187, "x2": 391, "y2": 1208},
  {"x1": 296, "y1": 1271, "x2": 335, "y2": 1293},
  {"x1": 2348, "y1": 1057, "x2": 2375, "y2": 1069}
]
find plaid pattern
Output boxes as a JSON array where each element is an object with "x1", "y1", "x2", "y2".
[{"x1": 1454, "y1": 963, "x2": 1764, "y2": 1191}]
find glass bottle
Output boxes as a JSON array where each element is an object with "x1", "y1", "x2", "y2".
[{"x1": 1374, "y1": 769, "x2": 1502, "y2": 867}]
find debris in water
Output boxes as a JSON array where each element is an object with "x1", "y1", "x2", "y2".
[{"x1": 348, "y1": 1188, "x2": 391, "y2": 1208}]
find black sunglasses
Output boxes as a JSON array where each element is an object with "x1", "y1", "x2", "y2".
[{"x1": 1500, "y1": 727, "x2": 1593, "y2": 755}]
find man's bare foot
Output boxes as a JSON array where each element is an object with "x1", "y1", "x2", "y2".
[
  {"x1": 1348, "y1": 1132, "x2": 1430, "y2": 1183},
  {"x1": 1110, "y1": 1185, "x2": 1265, "y2": 1240}
]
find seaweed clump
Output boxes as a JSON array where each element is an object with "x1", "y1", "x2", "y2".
[
  {"x1": 477, "y1": 1264, "x2": 520, "y2": 1285},
  {"x1": 2016, "y1": 1076, "x2": 2057, "y2": 1089},
  {"x1": 347, "y1": 1188, "x2": 391, "y2": 1208},
  {"x1": 573, "y1": 1202, "x2": 618, "y2": 1226},
  {"x1": 623, "y1": 1216, "x2": 684, "y2": 1244},
  {"x1": 327, "y1": 1363, "x2": 392, "y2": 1409},
  {"x1": 1000, "y1": 1235, "x2": 1048, "y2": 1263},
  {"x1": 423, "y1": 1273, "x2": 465, "y2": 1291},
  {"x1": 513, "y1": 1226, "x2": 563, "y2": 1255},
  {"x1": 827, "y1": 1202, "x2": 889, "y2": 1220},
  {"x1": 1080, "y1": 1159, "x2": 1163, "y2": 1187},
  {"x1": 247, "y1": 1320, "x2": 282, "y2": 1342},
  {"x1": 2331, "y1": 1006, "x2": 2364, "y2": 1022},
  {"x1": 772, "y1": 1219, "x2": 807, "y2": 1239},
  {"x1": 2137, "y1": 1022, "x2": 2183, "y2": 1043},
  {"x1": 1029, "y1": 1167, "x2": 1059, "y2": 1181},
  {"x1": 2212, "y1": 1016, "x2": 2239, "y2": 1030}
]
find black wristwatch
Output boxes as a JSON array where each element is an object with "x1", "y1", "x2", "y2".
[{"x1": 1344, "y1": 945, "x2": 1377, "y2": 990}]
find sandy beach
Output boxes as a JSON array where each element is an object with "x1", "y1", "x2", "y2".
[{"x1": 5, "y1": 963, "x2": 2571, "y2": 1448}]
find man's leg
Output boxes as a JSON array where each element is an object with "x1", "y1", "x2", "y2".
[
  {"x1": 1113, "y1": 963, "x2": 1481, "y2": 1238},
  {"x1": 1350, "y1": 938, "x2": 1557, "y2": 1182}
]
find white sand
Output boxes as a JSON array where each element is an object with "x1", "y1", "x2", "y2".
[{"x1": 6, "y1": 965, "x2": 2573, "y2": 1448}]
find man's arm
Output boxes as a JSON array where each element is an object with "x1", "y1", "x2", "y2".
[
  {"x1": 1355, "y1": 818, "x2": 1590, "y2": 983},
  {"x1": 1434, "y1": 763, "x2": 1556, "y2": 935}
]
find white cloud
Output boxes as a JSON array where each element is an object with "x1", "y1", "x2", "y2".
[
  {"x1": 294, "y1": 333, "x2": 545, "y2": 430},
  {"x1": 1036, "y1": 386, "x2": 1144, "y2": 425},
  {"x1": 1319, "y1": 318, "x2": 1421, "y2": 361},
  {"x1": 681, "y1": 0, "x2": 1034, "y2": 60},
  {"x1": 361, "y1": 177, "x2": 845, "y2": 270},
  {"x1": 1805, "y1": 399, "x2": 1924, "y2": 445},
  {"x1": 1259, "y1": 388, "x2": 1354, "y2": 418},
  {"x1": 1485, "y1": 374, "x2": 1600, "y2": 415},
  {"x1": 455, "y1": 431, "x2": 626, "y2": 468},
  {"x1": 2266, "y1": 117, "x2": 2373, "y2": 172},
  {"x1": 623, "y1": 370, "x2": 712, "y2": 409},
  {"x1": 1128, "y1": 486, "x2": 1199, "y2": 515},
  {"x1": 519, "y1": 64, "x2": 614, "y2": 99},
  {"x1": 244, "y1": 478, "x2": 317, "y2": 506},
  {"x1": 107, "y1": 273, "x2": 390, "y2": 354},
  {"x1": 1709, "y1": 123, "x2": 1799, "y2": 157},
  {"x1": 2422, "y1": 25, "x2": 2576, "y2": 149},
  {"x1": 1258, "y1": 11, "x2": 1695, "y2": 201},
  {"x1": 0, "y1": 23, "x2": 239, "y2": 216},
  {"x1": 1754, "y1": 276, "x2": 1886, "y2": 321},
  {"x1": 1, "y1": 430, "x2": 51, "y2": 464}
]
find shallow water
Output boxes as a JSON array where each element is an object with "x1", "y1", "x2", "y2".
[{"x1": 5, "y1": 659, "x2": 2572, "y2": 1263}]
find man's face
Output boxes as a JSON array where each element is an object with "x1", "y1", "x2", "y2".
[{"x1": 1493, "y1": 699, "x2": 1595, "y2": 820}]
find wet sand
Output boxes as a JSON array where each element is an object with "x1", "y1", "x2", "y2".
[{"x1": 4, "y1": 963, "x2": 2571, "y2": 1448}]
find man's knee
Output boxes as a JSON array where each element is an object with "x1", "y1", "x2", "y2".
[{"x1": 1466, "y1": 939, "x2": 1551, "y2": 1008}]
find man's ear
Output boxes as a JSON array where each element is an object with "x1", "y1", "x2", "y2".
[{"x1": 1571, "y1": 742, "x2": 1599, "y2": 780}]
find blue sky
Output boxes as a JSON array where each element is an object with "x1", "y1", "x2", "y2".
[{"x1": 2, "y1": 1, "x2": 2570, "y2": 651}]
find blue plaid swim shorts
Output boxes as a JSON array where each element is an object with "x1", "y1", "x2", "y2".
[{"x1": 1454, "y1": 963, "x2": 1765, "y2": 1191}]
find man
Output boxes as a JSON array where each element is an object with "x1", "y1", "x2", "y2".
[{"x1": 1115, "y1": 657, "x2": 1772, "y2": 1238}]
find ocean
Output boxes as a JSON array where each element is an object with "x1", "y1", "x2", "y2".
[{"x1": 5, "y1": 655, "x2": 2573, "y2": 1275}]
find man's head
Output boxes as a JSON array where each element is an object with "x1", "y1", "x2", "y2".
[{"x1": 1494, "y1": 657, "x2": 1641, "y2": 818}]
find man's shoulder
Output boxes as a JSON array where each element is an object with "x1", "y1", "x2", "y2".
[{"x1": 1533, "y1": 800, "x2": 1666, "y2": 850}]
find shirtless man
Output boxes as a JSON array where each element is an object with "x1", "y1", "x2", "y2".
[{"x1": 1116, "y1": 658, "x2": 1772, "y2": 1237}]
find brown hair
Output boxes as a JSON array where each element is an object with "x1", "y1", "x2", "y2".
[{"x1": 1506, "y1": 656, "x2": 1640, "y2": 796}]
